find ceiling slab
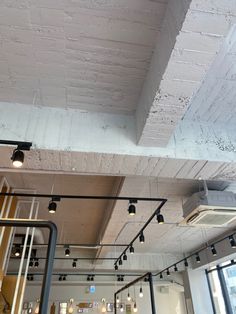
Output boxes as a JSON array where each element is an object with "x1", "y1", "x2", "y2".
[{"x1": 0, "y1": 0, "x2": 167, "y2": 114}]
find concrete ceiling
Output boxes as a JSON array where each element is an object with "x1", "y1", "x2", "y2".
[
  {"x1": 0, "y1": 0, "x2": 167, "y2": 114},
  {"x1": 2, "y1": 173, "x2": 123, "y2": 253}
]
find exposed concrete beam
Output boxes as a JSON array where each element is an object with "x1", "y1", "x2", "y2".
[
  {"x1": 136, "y1": 0, "x2": 236, "y2": 147},
  {"x1": 0, "y1": 102, "x2": 236, "y2": 180}
]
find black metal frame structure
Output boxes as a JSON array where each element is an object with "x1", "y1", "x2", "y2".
[
  {"x1": 0, "y1": 191, "x2": 166, "y2": 203},
  {"x1": 114, "y1": 272, "x2": 156, "y2": 314},
  {"x1": 114, "y1": 199, "x2": 167, "y2": 266},
  {"x1": 0, "y1": 140, "x2": 32, "y2": 150},
  {"x1": 0, "y1": 219, "x2": 57, "y2": 314}
]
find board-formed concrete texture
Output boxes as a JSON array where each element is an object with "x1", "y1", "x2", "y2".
[{"x1": 1, "y1": 0, "x2": 236, "y2": 179}]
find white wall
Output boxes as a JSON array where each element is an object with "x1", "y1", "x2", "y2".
[{"x1": 23, "y1": 282, "x2": 187, "y2": 314}]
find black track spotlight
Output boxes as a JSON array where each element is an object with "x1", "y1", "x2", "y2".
[
  {"x1": 63, "y1": 275, "x2": 66, "y2": 281},
  {"x1": 34, "y1": 259, "x2": 39, "y2": 268},
  {"x1": 117, "y1": 275, "x2": 121, "y2": 282},
  {"x1": 211, "y1": 244, "x2": 217, "y2": 256},
  {"x1": 128, "y1": 203, "x2": 136, "y2": 216},
  {"x1": 72, "y1": 259, "x2": 77, "y2": 268},
  {"x1": 48, "y1": 200, "x2": 57, "y2": 214},
  {"x1": 119, "y1": 259, "x2": 123, "y2": 266},
  {"x1": 156, "y1": 213, "x2": 164, "y2": 224},
  {"x1": 14, "y1": 245, "x2": 21, "y2": 257},
  {"x1": 166, "y1": 269, "x2": 170, "y2": 276},
  {"x1": 87, "y1": 275, "x2": 91, "y2": 281},
  {"x1": 11, "y1": 148, "x2": 24, "y2": 168},
  {"x1": 139, "y1": 232, "x2": 145, "y2": 244},
  {"x1": 160, "y1": 273, "x2": 163, "y2": 279},
  {"x1": 184, "y1": 259, "x2": 189, "y2": 267},
  {"x1": 59, "y1": 275, "x2": 62, "y2": 281},
  {"x1": 229, "y1": 235, "x2": 236, "y2": 248},
  {"x1": 90, "y1": 275, "x2": 94, "y2": 282},
  {"x1": 29, "y1": 259, "x2": 34, "y2": 268},
  {"x1": 123, "y1": 253, "x2": 127, "y2": 261},
  {"x1": 174, "y1": 265, "x2": 178, "y2": 272},
  {"x1": 196, "y1": 253, "x2": 201, "y2": 263},
  {"x1": 115, "y1": 264, "x2": 118, "y2": 271},
  {"x1": 65, "y1": 247, "x2": 70, "y2": 257},
  {"x1": 129, "y1": 245, "x2": 134, "y2": 254}
]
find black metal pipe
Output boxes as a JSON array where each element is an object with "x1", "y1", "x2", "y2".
[
  {"x1": 115, "y1": 200, "x2": 167, "y2": 264},
  {"x1": 148, "y1": 273, "x2": 156, "y2": 314},
  {"x1": 0, "y1": 219, "x2": 57, "y2": 314},
  {"x1": 0, "y1": 191, "x2": 167, "y2": 203}
]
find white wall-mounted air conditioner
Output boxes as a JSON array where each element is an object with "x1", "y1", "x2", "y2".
[{"x1": 181, "y1": 191, "x2": 236, "y2": 227}]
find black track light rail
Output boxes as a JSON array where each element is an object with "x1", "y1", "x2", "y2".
[
  {"x1": 0, "y1": 140, "x2": 32, "y2": 150},
  {"x1": 8, "y1": 271, "x2": 144, "y2": 277},
  {"x1": 153, "y1": 230, "x2": 236, "y2": 277},
  {"x1": 114, "y1": 199, "x2": 167, "y2": 265},
  {"x1": 12, "y1": 256, "x2": 117, "y2": 261},
  {"x1": 0, "y1": 191, "x2": 166, "y2": 203},
  {"x1": 15, "y1": 243, "x2": 128, "y2": 248}
]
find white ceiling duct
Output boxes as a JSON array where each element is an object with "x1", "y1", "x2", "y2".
[{"x1": 15, "y1": 227, "x2": 44, "y2": 244}]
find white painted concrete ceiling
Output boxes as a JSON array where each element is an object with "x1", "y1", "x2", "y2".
[{"x1": 0, "y1": 0, "x2": 167, "y2": 114}]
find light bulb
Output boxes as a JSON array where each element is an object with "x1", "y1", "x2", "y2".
[
  {"x1": 133, "y1": 302, "x2": 138, "y2": 313},
  {"x1": 120, "y1": 305, "x2": 124, "y2": 312},
  {"x1": 116, "y1": 296, "x2": 120, "y2": 303},
  {"x1": 127, "y1": 293, "x2": 131, "y2": 301},
  {"x1": 139, "y1": 287, "x2": 143, "y2": 298}
]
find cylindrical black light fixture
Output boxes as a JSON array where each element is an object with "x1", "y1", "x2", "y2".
[
  {"x1": 128, "y1": 204, "x2": 136, "y2": 216},
  {"x1": 29, "y1": 259, "x2": 34, "y2": 268},
  {"x1": 160, "y1": 273, "x2": 163, "y2": 279},
  {"x1": 196, "y1": 253, "x2": 201, "y2": 263},
  {"x1": 184, "y1": 259, "x2": 188, "y2": 267},
  {"x1": 123, "y1": 253, "x2": 127, "y2": 261},
  {"x1": 14, "y1": 246, "x2": 21, "y2": 257},
  {"x1": 115, "y1": 264, "x2": 118, "y2": 271},
  {"x1": 48, "y1": 200, "x2": 57, "y2": 214},
  {"x1": 72, "y1": 259, "x2": 77, "y2": 268},
  {"x1": 156, "y1": 213, "x2": 164, "y2": 224},
  {"x1": 129, "y1": 245, "x2": 134, "y2": 254},
  {"x1": 65, "y1": 247, "x2": 70, "y2": 257},
  {"x1": 211, "y1": 244, "x2": 217, "y2": 256},
  {"x1": 174, "y1": 265, "x2": 178, "y2": 272},
  {"x1": 166, "y1": 269, "x2": 170, "y2": 276},
  {"x1": 139, "y1": 232, "x2": 145, "y2": 244},
  {"x1": 11, "y1": 149, "x2": 24, "y2": 168},
  {"x1": 119, "y1": 259, "x2": 123, "y2": 266},
  {"x1": 34, "y1": 259, "x2": 39, "y2": 268},
  {"x1": 229, "y1": 235, "x2": 236, "y2": 248}
]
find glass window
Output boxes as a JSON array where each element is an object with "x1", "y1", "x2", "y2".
[
  {"x1": 207, "y1": 260, "x2": 236, "y2": 314},
  {"x1": 207, "y1": 269, "x2": 227, "y2": 314},
  {"x1": 222, "y1": 264, "x2": 236, "y2": 314}
]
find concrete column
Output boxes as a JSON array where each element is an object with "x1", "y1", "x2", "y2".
[{"x1": 183, "y1": 269, "x2": 213, "y2": 314}]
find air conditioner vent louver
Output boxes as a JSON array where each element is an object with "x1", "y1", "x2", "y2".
[{"x1": 181, "y1": 191, "x2": 236, "y2": 227}]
